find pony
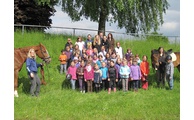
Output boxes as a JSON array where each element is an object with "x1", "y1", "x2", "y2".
[
  {"x1": 151, "y1": 49, "x2": 180, "y2": 87},
  {"x1": 14, "y1": 43, "x2": 51, "y2": 97},
  {"x1": 151, "y1": 49, "x2": 180, "y2": 72}
]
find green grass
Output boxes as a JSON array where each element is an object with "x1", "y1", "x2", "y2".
[{"x1": 14, "y1": 31, "x2": 180, "y2": 120}]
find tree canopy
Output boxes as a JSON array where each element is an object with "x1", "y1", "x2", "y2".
[
  {"x1": 14, "y1": 0, "x2": 58, "y2": 31},
  {"x1": 61, "y1": 0, "x2": 169, "y2": 34}
]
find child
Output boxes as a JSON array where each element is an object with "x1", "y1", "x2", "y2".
[
  {"x1": 59, "y1": 49, "x2": 67, "y2": 74},
  {"x1": 119, "y1": 60, "x2": 130, "y2": 92},
  {"x1": 73, "y1": 57, "x2": 80, "y2": 68},
  {"x1": 165, "y1": 55, "x2": 174, "y2": 90},
  {"x1": 94, "y1": 63, "x2": 102, "y2": 93},
  {"x1": 135, "y1": 54, "x2": 142, "y2": 88},
  {"x1": 107, "y1": 60, "x2": 118, "y2": 94},
  {"x1": 125, "y1": 48, "x2": 132, "y2": 61},
  {"x1": 135, "y1": 54, "x2": 142, "y2": 66},
  {"x1": 130, "y1": 59, "x2": 141, "y2": 92},
  {"x1": 96, "y1": 55, "x2": 104, "y2": 68},
  {"x1": 84, "y1": 62, "x2": 94, "y2": 93},
  {"x1": 64, "y1": 46, "x2": 73, "y2": 69},
  {"x1": 76, "y1": 60, "x2": 85, "y2": 93},
  {"x1": 115, "y1": 58, "x2": 122, "y2": 90},
  {"x1": 111, "y1": 52, "x2": 117, "y2": 63},
  {"x1": 86, "y1": 44, "x2": 94, "y2": 56},
  {"x1": 93, "y1": 54, "x2": 98, "y2": 63},
  {"x1": 140, "y1": 55, "x2": 150, "y2": 90},
  {"x1": 100, "y1": 62, "x2": 108, "y2": 90},
  {"x1": 67, "y1": 61, "x2": 77, "y2": 90}
]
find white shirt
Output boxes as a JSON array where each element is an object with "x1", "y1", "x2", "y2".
[
  {"x1": 115, "y1": 47, "x2": 123, "y2": 59},
  {"x1": 75, "y1": 41, "x2": 85, "y2": 51}
]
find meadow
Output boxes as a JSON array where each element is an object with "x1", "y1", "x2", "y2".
[{"x1": 14, "y1": 31, "x2": 180, "y2": 120}]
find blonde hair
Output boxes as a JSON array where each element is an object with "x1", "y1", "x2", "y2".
[
  {"x1": 27, "y1": 48, "x2": 36, "y2": 59},
  {"x1": 93, "y1": 35, "x2": 101, "y2": 45}
]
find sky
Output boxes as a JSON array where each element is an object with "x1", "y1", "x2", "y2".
[{"x1": 46, "y1": 0, "x2": 180, "y2": 39}]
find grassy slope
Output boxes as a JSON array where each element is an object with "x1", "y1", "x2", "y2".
[{"x1": 14, "y1": 31, "x2": 180, "y2": 120}]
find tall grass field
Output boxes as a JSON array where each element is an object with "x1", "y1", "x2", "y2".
[{"x1": 14, "y1": 31, "x2": 180, "y2": 120}]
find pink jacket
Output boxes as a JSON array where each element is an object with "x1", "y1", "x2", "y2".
[
  {"x1": 84, "y1": 65, "x2": 94, "y2": 80},
  {"x1": 67, "y1": 66, "x2": 77, "y2": 80}
]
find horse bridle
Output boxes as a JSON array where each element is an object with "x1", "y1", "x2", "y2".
[{"x1": 40, "y1": 44, "x2": 51, "y2": 62}]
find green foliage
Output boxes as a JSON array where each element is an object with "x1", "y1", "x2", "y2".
[
  {"x1": 61, "y1": 0, "x2": 169, "y2": 33},
  {"x1": 14, "y1": 0, "x2": 57, "y2": 31},
  {"x1": 14, "y1": 31, "x2": 180, "y2": 120},
  {"x1": 146, "y1": 32, "x2": 169, "y2": 43}
]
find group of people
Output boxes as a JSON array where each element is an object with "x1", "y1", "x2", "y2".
[
  {"x1": 25, "y1": 32, "x2": 174, "y2": 97},
  {"x1": 59, "y1": 32, "x2": 151, "y2": 94}
]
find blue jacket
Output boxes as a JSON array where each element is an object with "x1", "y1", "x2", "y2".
[
  {"x1": 26, "y1": 58, "x2": 41, "y2": 74},
  {"x1": 100, "y1": 67, "x2": 108, "y2": 79},
  {"x1": 119, "y1": 65, "x2": 130, "y2": 78}
]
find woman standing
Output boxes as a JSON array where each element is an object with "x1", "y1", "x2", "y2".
[{"x1": 26, "y1": 48, "x2": 43, "y2": 97}]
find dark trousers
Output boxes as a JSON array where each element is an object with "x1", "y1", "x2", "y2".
[
  {"x1": 156, "y1": 70, "x2": 166, "y2": 88},
  {"x1": 102, "y1": 78, "x2": 108, "y2": 90},
  {"x1": 133, "y1": 80, "x2": 139, "y2": 91}
]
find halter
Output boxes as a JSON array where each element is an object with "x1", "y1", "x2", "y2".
[{"x1": 40, "y1": 44, "x2": 51, "y2": 62}]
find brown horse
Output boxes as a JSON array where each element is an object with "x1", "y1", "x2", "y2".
[
  {"x1": 14, "y1": 43, "x2": 51, "y2": 97},
  {"x1": 151, "y1": 49, "x2": 180, "y2": 72}
]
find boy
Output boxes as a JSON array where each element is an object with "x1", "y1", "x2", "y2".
[
  {"x1": 59, "y1": 50, "x2": 67, "y2": 74},
  {"x1": 107, "y1": 60, "x2": 118, "y2": 94},
  {"x1": 165, "y1": 55, "x2": 174, "y2": 90}
]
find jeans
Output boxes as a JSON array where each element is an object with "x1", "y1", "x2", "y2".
[
  {"x1": 29, "y1": 72, "x2": 41, "y2": 96},
  {"x1": 60, "y1": 64, "x2": 67, "y2": 74},
  {"x1": 166, "y1": 75, "x2": 173, "y2": 90},
  {"x1": 70, "y1": 79, "x2": 76, "y2": 90},
  {"x1": 133, "y1": 80, "x2": 139, "y2": 90},
  {"x1": 122, "y1": 78, "x2": 128, "y2": 92},
  {"x1": 78, "y1": 78, "x2": 85, "y2": 91}
]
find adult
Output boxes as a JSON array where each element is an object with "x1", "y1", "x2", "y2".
[
  {"x1": 101, "y1": 35, "x2": 109, "y2": 52},
  {"x1": 26, "y1": 48, "x2": 43, "y2": 97},
  {"x1": 85, "y1": 34, "x2": 93, "y2": 49},
  {"x1": 64, "y1": 38, "x2": 72, "y2": 50},
  {"x1": 156, "y1": 47, "x2": 166, "y2": 88},
  {"x1": 107, "y1": 33, "x2": 115, "y2": 52},
  {"x1": 99, "y1": 31, "x2": 104, "y2": 43},
  {"x1": 92, "y1": 35, "x2": 102, "y2": 53}
]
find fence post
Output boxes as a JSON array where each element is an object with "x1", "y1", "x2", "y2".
[
  {"x1": 22, "y1": 25, "x2": 24, "y2": 35},
  {"x1": 73, "y1": 28, "x2": 75, "y2": 36}
]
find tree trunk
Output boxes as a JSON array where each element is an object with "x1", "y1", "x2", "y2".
[{"x1": 98, "y1": 1, "x2": 107, "y2": 35}]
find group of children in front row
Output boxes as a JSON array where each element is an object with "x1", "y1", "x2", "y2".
[{"x1": 59, "y1": 47, "x2": 150, "y2": 94}]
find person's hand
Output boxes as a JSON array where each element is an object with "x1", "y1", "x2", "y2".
[
  {"x1": 30, "y1": 73, "x2": 34, "y2": 78},
  {"x1": 40, "y1": 63, "x2": 44, "y2": 66}
]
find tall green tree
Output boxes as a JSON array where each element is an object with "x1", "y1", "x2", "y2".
[
  {"x1": 14, "y1": 0, "x2": 58, "y2": 31},
  {"x1": 61, "y1": 0, "x2": 169, "y2": 34}
]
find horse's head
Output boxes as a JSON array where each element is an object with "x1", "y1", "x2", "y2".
[
  {"x1": 35, "y1": 43, "x2": 51, "y2": 64},
  {"x1": 151, "y1": 49, "x2": 160, "y2": 70}
]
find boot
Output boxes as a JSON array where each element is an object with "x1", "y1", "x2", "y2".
[
  {"x1": 114, "y1": 87, "x2": 116, "y2": 92},
  {"x1": 108, "y1": 88, "x2": 111, "y2": 94}
]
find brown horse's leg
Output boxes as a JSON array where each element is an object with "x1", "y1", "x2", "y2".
[
  {"x1": 14, "y1": 70, "x2": 19, "y2": 97},
  {"x1": 40, "y1": 66, "x2": 46, "y2": 85},
  {"x1": 177, "y1": 65, "x2": 180, "y2": 72}
]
